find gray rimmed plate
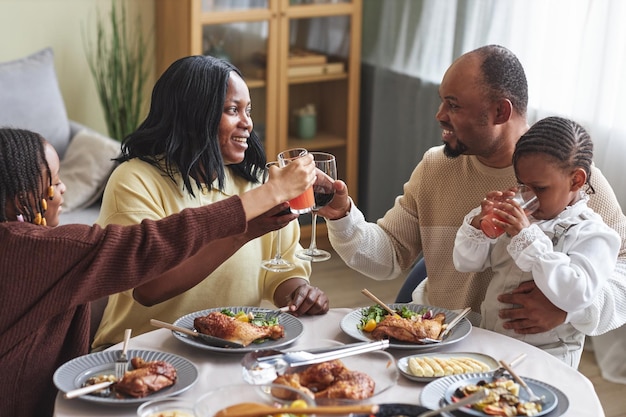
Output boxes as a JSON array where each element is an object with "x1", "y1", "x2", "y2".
[
  {"x1": 421, "y1": 371, "x2": 568, "y2": 417},
  {"x1": 53, "y1": 349, "x2": 197, "y2": 405},
  {"x1": 171, "y1": 306, "x2": 304, "y2": 353},
  {"x1": 340, "y1": 304, "x2": 472, "y2": 350}
]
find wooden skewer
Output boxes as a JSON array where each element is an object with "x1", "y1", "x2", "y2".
[{"x1": 361, "y1": 288, "x2": 399, "y2": 316}]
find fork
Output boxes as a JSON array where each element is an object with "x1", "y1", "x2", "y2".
[
  {"x1": 498, "y1": 359, "x2": 544, "y2": 404},
  {"x1": 419, "y1": 307, "x2": 472, "y2": 343},
  {"x1": 115, "y1": 328, "x2": 132, "y2": 380},
  {"x1": 492, "y1": 353, "x2": 527, "y2": 379},
  {"x1": 260, "y1": 306, "x2": 290, "y2": 320}
]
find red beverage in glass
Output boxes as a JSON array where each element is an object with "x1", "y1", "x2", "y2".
[
  {"x1": 480, "y1": 185, "x2": 539, "y2": 238},
  {"x1": 278, "y1": 148, "x2": 314, "y2": 214}
]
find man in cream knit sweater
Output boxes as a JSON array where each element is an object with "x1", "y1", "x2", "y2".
[{"x1": 318, "y1": 45, "x2": 626, "y2": 341}]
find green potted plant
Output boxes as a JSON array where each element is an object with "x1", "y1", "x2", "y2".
[{"x1": 83, "y1": 0, "x2": 150, "y2": 141}]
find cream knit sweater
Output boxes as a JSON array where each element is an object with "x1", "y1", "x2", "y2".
[{"x1": 328, "y1": 146, "x2": 626, "y2": 335}]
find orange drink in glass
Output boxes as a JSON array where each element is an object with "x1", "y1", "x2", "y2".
[{"x1": 277, "y1": 148, "x2": 315, "y2": 214}]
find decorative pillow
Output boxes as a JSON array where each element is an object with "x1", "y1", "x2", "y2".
[
  {"x1": 60, "y1": 129, "x2": 121, "y2": 212},
  {"x1": 0, "y1": 47, "x2": 71, "y2": 158}
]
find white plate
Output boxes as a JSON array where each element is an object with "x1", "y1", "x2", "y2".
[
  {"x1": 397, "y1": 352, "x2": 498, "y2": 382},
  {"x1": 420, "y1": 372, "x2": 568, "y2": 417},
  {"x1": 53, "y1": 349, "x2": 198, "y2": 405},
  {"x1": 340, "y1": 304, "x2": 472, "y2": 350},
  {"x1": 171, "y1": 306, "x2": 304, "y2": 353}
]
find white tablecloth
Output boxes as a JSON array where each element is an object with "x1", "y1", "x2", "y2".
[{"x1": 54, "y1": 308, "x2": 604, "y2": 416}]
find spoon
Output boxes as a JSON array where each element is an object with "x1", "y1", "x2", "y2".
[
  {"x1": 150, "y1": 318, "x2": 245, "y2": 348},
  {"x1": 214, "y1": 402, "x2": 379, "y2": 417}
]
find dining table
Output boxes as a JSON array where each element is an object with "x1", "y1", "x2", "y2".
[{"x1": 54, "y1": 307, "x2": 604, "y2": 417}]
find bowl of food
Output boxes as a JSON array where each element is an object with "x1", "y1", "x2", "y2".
[
  {"x1": 256, "y1": 340, "x2": 399, "y2": 406},
  {"x1": 193, "y1": 383, "x2": 316, "y2": 417},
  {"x1": 136, "y1": 397, "x2": 195, "y2": 417}
]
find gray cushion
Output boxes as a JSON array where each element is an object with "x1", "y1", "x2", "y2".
[
  {"x1": 60, "y1": 129, "x2": 121, "y2": 212},
  {"x1": 0, "y1": 47, "x2": 71, "y2": 158}
]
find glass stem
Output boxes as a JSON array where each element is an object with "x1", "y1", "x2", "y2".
[
  {"x1": 308, "y1": 211, "x2": 319, "y2": 252},
  {"x1": 274, "y1": 229, "x2": 283, "y2": 261}
]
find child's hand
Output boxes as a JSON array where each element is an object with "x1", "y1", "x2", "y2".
[{"x1": 491, "y1": 198, "x2": 531, "y2": 236}]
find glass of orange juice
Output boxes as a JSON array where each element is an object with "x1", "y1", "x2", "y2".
[{"x1": 277, "y1": 148, "x2": 315, "y2": 214}]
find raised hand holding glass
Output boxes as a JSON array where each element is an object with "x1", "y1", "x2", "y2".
[{"x1": 277, "y1": 148, "x2": 315, "y2": 214}]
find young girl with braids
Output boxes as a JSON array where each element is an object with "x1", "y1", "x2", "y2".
[
  {"x1": 453, "y1": 116, "x2": 621, "y2": 367},
  {"x1": 0, "y1": 128, "x2": 315, "y2": 417}
]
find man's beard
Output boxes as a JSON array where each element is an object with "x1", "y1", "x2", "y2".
[{"x1": 443, "y1": 141, "x2": 468, "y2": 158}]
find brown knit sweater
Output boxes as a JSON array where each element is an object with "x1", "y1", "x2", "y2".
[{"x1": 0, "y1": 196, "x2": 246, "y2": 417}]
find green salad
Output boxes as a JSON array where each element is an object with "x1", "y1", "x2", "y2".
[{"x1": 357, "y1": 305, "x2": 433, "y2": 331}]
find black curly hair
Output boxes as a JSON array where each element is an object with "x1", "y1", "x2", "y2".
[{"x1": 116, "y1": 54, "x2": 266, "y2": 197}]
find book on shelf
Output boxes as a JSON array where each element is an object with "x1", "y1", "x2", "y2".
[{"x1": 288, "y1": 62, "x2": 345, "y2": 77}]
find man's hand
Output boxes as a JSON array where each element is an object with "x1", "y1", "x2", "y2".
[
  {"x1": 316, "y1": 180, "x2": 351, "y2": 220},
  {"x1": 498, "y1": 281, "x2": 567, "y2": 333}
]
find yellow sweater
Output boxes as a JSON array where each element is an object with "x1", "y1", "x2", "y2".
[{"x1": 92, "y1": 159, "x2": 311, "y2": 349}]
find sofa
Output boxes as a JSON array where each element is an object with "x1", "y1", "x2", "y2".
[{"x1": 0, "y1": 47, "x2": 121, "y2": 225}]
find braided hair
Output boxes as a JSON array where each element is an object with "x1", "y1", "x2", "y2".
[
  {"x1": 513, "y1": 116, "x2": 595, "y2": 194},
  {"x1": 0, "y1": 128, "x2": 52, "y2": 223}
]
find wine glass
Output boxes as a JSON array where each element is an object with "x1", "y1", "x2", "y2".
[
  {"x1": 260, "y1": 162, "x2": 296, "y2": 272},
  {"x1": 277, "y1": 148, "x2": 315, "y2": 214},
  {"x1": 296, "y1": 152, "x2": 337, "y2": 262}
]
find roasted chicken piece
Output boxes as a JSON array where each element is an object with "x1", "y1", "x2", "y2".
[
  {"x1": 315, "y1": 368, "x2": 375, "y2": 400},
  {"x1": 272, "y1": 360, "x2": 375, "y2": 400},
  {"x1": 194, "y1": 311, "x2": 285, "y2": 347},
  {"x1": 115, "y1": 357, "x2": 177, "y2": 398},
  {"x1": 370, "y1": 312, "x2": 446, "y2": 343}
]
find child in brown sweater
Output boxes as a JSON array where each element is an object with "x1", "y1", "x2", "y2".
[{"x1": 0, "y1": 128, "x2": 315, "y2": 417}]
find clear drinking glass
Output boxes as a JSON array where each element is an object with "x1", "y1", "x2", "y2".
[
  {"x1": 260, "y1": 162, "x2": 296, "y2": 272},
  {"x1": 277, "y1": 148, "x2": 315, "y2": 214},
  {"x1": 296, "y1": 152, "x2": 337, "y2": 262},
  {"x1": 480, "y1": 184, "x2": 540, "y2": 238}
]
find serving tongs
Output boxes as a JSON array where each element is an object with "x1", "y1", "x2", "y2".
[
  {"x1": 241, "y1": 340, "x2": 390, "y2": 384},
  {"x1": 150, "y1": 318, "x2": 245, "y2": 348}
]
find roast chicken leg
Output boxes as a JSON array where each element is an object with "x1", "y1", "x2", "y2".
[{"x1": 194, "y1": 311, "x2": 285, "y2": 347}]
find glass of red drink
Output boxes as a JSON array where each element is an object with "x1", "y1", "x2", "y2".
[
  {"x1": 480, "y1": 185, "x2": 539, "y2": 238},
  {"x1": 277, "y1": 148, "x2": 315, "y2": 214}
]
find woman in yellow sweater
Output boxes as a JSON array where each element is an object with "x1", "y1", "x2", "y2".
[{"x1": 92, "y1": 55, "x2": 329, "y2": 350}]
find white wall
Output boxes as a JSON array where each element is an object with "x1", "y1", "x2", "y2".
[{"x1": 0, "y1": 0, "x2": 155, "y2": 136}]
